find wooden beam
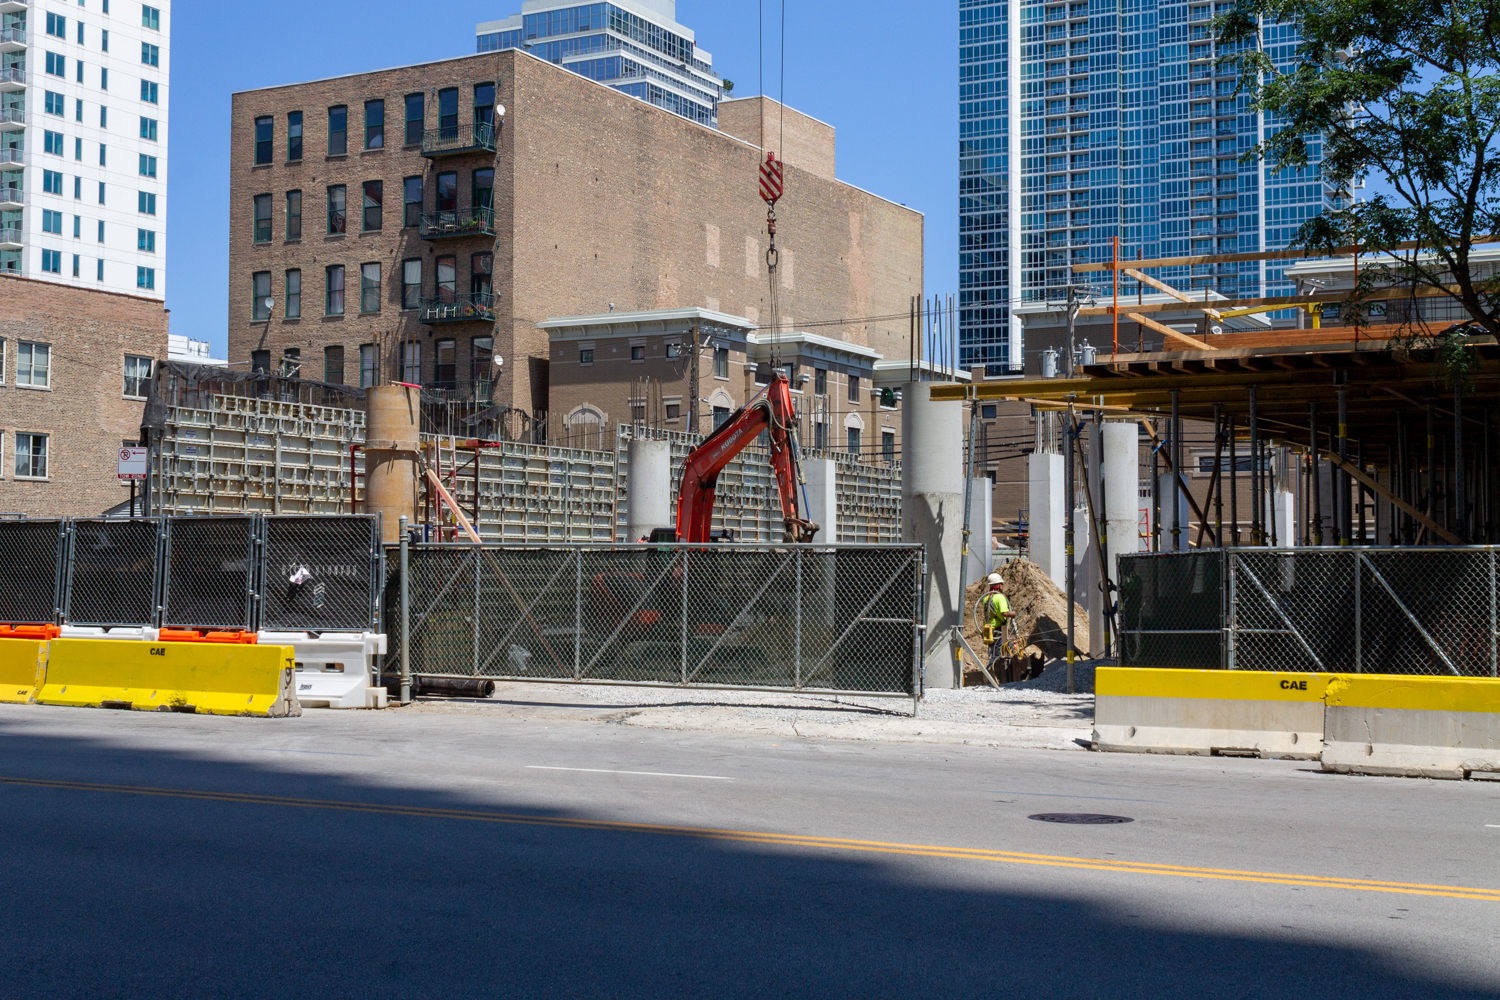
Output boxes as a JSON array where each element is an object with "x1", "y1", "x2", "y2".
[
  {"x1": 1128, "y1": 312, "x2": 1213, "y2": 350},
  {"x1": 1322, "y1": 451, "x2": 1462, "y2": 545},
  {"x1": 422, "y1": 464, "x2": 483, "y2": 544},
  {"x1": 1124, "y1": 267, "x2": 1223, "y2": 319},
  {"x1": 1077, "y1": 282, "x2": 1469, "y2": 317},
  {"x1": 1071, "y1": 235, "x2": 1500, "y2": 273}
]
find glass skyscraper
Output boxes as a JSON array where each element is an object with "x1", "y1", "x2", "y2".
[
  {"x1": 960, "y1": 0, "x2": 1338, "y2": 366},
  {"x1": 476, "y1": 0, "x2": 724, "y2": 127}
]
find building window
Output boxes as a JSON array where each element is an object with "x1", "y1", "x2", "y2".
[
  {"x1": 474, "y1": 83, "x2": 495, "y2": 127},
  {"x1": 847, "y1": 427, "x2": 862, "y2": 455},
  {"x1": 848, "y1": 374, "x2": 861, "y2": 403},
  {"x1": 142, "y1": 5, "x2": 161, "y2": 31},
  {"x1": 46, "y1": 52, "x2": 65, "y2": 78},
  {"x1": 252, "y1": 271, "x2": 271, "y2": 320},
  {"x1": 403, "y1": 176, "x2": 422, "y2": 227},
  {"x1": 73, "y1": 215, "x2": 81, "y2": 238},
  {"x1": 96, "y1": 258, "x2": 104, "y2": 281},
  {"x1": 46, "y1": 13, "x2": 66, "y2": 38},
  {"x1": 324, "y1": 345, "x2": 344, "y2": 385},
  {"x1": 882, "y1": 430, "x2": 896, "y2": 463},
  {"x1": 326, "y1": 185, "x2": 345, "y2": 233},
  {"x1": 435, "y1": 171, "x2": 457, "y2": 213},
  {"x1": 41, "y1": 249, "x2": 62, "y2": 273},
  {"x1": 254, "y1": 115, "x2": 272, "y2": 164},
  {"x1": 250, "y1": 350, "x2": 270, "y2": 375},
  {"x1": 253, "y1": 193, "x2": 271, "y2": 242},
  {"x1": 813, "y1": 422, "x2": 826, "y2": 450},
  {"x1": 287, "y1": 110, "x2": 303, "y2": 161},
  {"x1": 77, "y1": 99, "x2": 85, "y2": 122},
  {"x1": 43, "y1": 171, "x2": 63, "y2": 195},
  {"x1": 142, "y1": 43, "x2": 159, "y2": 67},
  {"x1": 631, "y1": 345, "x2": 644, "y2": 361},
  {"x1": 42, "y1": 209, "x2": 63, "y2": 234},
  {"x1": 123, "y1": 355, "x2": 153, "y2": 398},
  {"x1": 433, "y1": 338, "x2": 456, "y2": 389},
  {"x1": 17, "y1": 342, "x2": 50, "y2": 387},
  {"x1": 579, "y1": 349, "x2": 594, "y2": 364},
  {"x1": 359, "y1": 344, "x2": 377, "y2": 388},
  {"x1": 470, "y1": 337, "x2": 493, "y2": 398},
  {"x1": 401, "y1": 259, "x2": 421, "y2": 309},
  {"x1": 140, "y1": 80, "x2": 159, "y2": 105},
  {"x1": 400, "y1": 340, "x2": 421, "y2": 384},
  {"x1": 45, "y1": 91, "x2": 64, "y2": 116},
  {"x1": 102, "y1": 29, "x2": 110, "y2": 53},
  {"x1": 435, "y1": 255, "x2": 456, "y2": 303},
  {"x1": 471, "y1": 252, "x2": 492, "y2": 299},
  {"x1": 328, "y1": 105, "x2": 347, "y2": 155},
  {"x1": 325, "y1": 265, "x2": 345, "y2": 315},
  {"x1": 100, "y1": 106, "x2": 108, "y2": 129},
  {"x1": 99, "y1": 144, "x2": 107, "y2": 166},
  {"x1": 280, "y1": 348, "x2": 301, "y2": 379},
  {"x1": 285, "y1": 269, "x2": 301, "y2": 318},
  {"x1": 665, "y1": 341, "x2": 684, "y2": 358},
  {"x1": 713, "y1": 406, "x2": 731, "y2": 428},
  {"x1": 74, "y1": 136, "x2": 83, "y2": 160},
  {"x1": 285, "y1": 190, "x2": 302, "y2": 239},
  {"x1": 814, "y1": 368, "x2": 827, "y2": 394},
  {"x1": 364, "y1": 99, "x2": 384, "y2": 150},
  {"x1": 71, "y1": 254, "x2": 80, "y2": 277},
  {"x1": 437, "y1": 87, "x2": 459, "y2": 138},
  {"x1": 97, "y1": 219, "x2": 105, "y2": 242},
  {"x1": 139, "y1": 154, "x2": 157, "y2": 177},
  {"x1": 714, "y1": 347, "x2": 729, "y2": 378},
  {"x1": 404, "y1": 93, "x2": 424, "y2": 145},
  {"x1": 44, "y1": 130, "x2": 64, "y2": 156},
  {"x1": 473, "y1": 167, "x2": 494, "y2": 214},
  {"x1": 139, "y1": 117, "x2": 157, "y2": 141},
  {"x1": 14, "y1": 434, "x2": 48, "y2": 479},
  {"x1": 360, "y1": 262, "x2": 380, "y2": 314},
  {"x1": 137, "y1": 228, "x2": 155, "y2": 252},
  {"x1": 665, "y1": 402, "x2": 681, "y2": 422},
  {"x1": 98, "y1": 181, "x2": 106, "y2": 205},
  {"x1": 361, "y1": 180, "x2": 382, "y2": 231},
  {"x1": 981, "y1": 404, "x2": 997, "y2": 419}
]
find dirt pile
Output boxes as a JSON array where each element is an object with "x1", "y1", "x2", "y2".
[{"x1": 961, "y1": 557, "x2": 1090, "y2": 661}]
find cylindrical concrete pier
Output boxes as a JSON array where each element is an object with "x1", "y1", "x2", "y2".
[
  {"x1": 1102, "y1": 419, "x2": 1140, "y2": 586},
  {"x1": 901, "y1": 383, "x2": 963, "y2": 690},
  {"x1": 364, "y1": 385, "x2": 421, "y2": 545},
  {"x1": 626, "y1": 437, "x2": 673, "y2": 541}
]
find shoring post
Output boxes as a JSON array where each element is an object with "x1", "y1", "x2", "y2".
[
  {"x1": 1229, "y1": 413, "x2": 1240, "y2": 545},
  {"x1": 399, "y1": 514, "x2": 411, "y2": 705},
  {"x1": 1213, "y1": 404, "x2": 1224, "y2": 548},
  {"x1": 1170, "y1": 389, "x2": 1181, "y2": 550},
  {"x1": 1249, "y1": 386, "x2": 1261, "y2": 545},
  {"x1": 1310, "y1": 402, "x2": 1324, "y2": 545},
  {"x1": 1065, "y1": 402, "x2": 1078, "y2": 694},
  {"x1": 1427, "y1": 400, "x2": 1437, "y2": 539},
  {"x1": 1455, "y1": 382, "x2": 1466, "y2": 542},
  {"x1": 1337, "y1": 379, "x2": 1349, "y2": 545}
]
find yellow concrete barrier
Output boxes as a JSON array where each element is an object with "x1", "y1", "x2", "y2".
[
  {"x1": 35, "y1": 639, "x2": 301, "y2": 718},
  {"x1": 1094, "y1": 667, "x2": 1332, "y2": 759},
  {"x1": 1322, "y1": 675, "x2": 1500, "y2": 779},
  {"x1": 0, "y1": 639, "x2": 47, "y2": 704}
]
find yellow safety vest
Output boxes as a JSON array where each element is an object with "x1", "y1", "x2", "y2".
[{"x1": 983, "y1": 591, "x2": 1011, "y2": 627}]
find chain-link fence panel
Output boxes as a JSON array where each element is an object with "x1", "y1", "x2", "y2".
[
  {"x1": 1231, "y1": 551, "x2": 1356, "y2": 673},
  {"x1": 64, "y1": 519, "x2": 161, "y2": 627},
  {"x1": 162, "y1": 516, "x2": 257, "y2": 630},
  {"x1": 1116, "y1": 551, "x2": 1223, "y2": 669},
  {"x1": 388, "y1": 543, "x2": 922, "y2": 694},
  {"x1": 0, "y1": 520, "x2": 65, "y2": 625},
  {"x1": 260, "y1": 516, "x2": 379, "y2": 631},
  {"x1": 1356, "y1": 550, "x2": 1493, "y2": 676}
]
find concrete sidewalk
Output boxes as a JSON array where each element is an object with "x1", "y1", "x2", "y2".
[{"x1": 401, "y1": 660, "x2": 1101, "y2": 751}]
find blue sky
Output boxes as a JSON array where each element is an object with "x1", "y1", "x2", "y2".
[{"x1": 166, "y1": 1, "x2": 958, "y2": 358}]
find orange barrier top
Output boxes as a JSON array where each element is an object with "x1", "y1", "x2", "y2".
[
  {"x1": 0, "y1": 624, "x2": 61, "y2": 640},
  {"x1": 157, "y1": 628, "x2": 259, "y2": 644}
]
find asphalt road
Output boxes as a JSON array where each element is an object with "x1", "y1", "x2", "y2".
[{"x1": 1, "y1": 702, "x2": 1497, "y2": 999}]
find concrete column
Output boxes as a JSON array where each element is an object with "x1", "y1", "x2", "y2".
[
  {"x1": 1273, "y1": 488, "x2": 1296, "y2": 548},
  {"x1": 365, "y1": 385, "x2": 421, "y2": 545},
  {"x1": 625, "y1": 437, "x2": 672, "y2": 541},
  {"x1": 963, "y1": 475, "x2": 994, "y2": 587},
  {"x1": 902, "y1": 383, "x2": 964, "y2": 690},
  {"x1": 801, "y1": 457, "x2": 839, "y2": 543},
  {"x1": 1027, "y1": 450, "x2": 1065, "y2": 584},
  {"x1": 1102, "y1": 419, "x2": 1140, "y2": 586},
  {"x1": 1158, "y1": 472, "x2": 1191, "y2": 550}
]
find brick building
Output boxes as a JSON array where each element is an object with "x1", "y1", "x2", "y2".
[
  {"x1": 0, "y1": 274, "x2": 167, "y2": 516},
  {"x1": 226, "y1": 49, "x2": 924, "y2": 422}
]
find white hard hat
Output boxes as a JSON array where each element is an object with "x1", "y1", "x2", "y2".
[{"x1": 986, "y1": 573, "x2": 1003, "y2": 586}]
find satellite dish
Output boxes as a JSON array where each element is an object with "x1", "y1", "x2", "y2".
[
  {"x1": 1210, "y1": 324, "x2": 1224, "y2": 337},
  {"x1": 263, "y1": 297, "x2": 275, "y2": 311},
  {"x1": 496, "y1": 105, "x2": 506, "y2": 117},
  {"x1": 493, "y1": 354, "x2": 504, "y2": 368}
]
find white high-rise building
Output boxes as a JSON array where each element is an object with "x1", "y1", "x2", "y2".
[{"x1": 1, "y1": 0, "x2": 168, "y2": 300}]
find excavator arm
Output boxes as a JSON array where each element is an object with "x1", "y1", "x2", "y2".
[{"x1": 673, "y1": 373, "x2": 819, "y2": 543}]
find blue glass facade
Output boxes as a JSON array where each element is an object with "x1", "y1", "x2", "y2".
[
  {"x1": 477, "y1": 3, "x2": 723, "y2": 127},
  {"x1": 959, "y1": 1, "x2": 1016, "y2": 374},
  {"x1": 966, "y1": 0, "x2": 1333, "y2": 351}
]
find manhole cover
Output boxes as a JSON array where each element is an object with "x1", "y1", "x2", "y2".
[{"x1": 1028, "y1": 813, "x2": 1134, "y2": 825}]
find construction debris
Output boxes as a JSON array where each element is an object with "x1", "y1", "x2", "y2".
[{"x1": 962, "y1": 557, "x2": 1091, "y2": 663}]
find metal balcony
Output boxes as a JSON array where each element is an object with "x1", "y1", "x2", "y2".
[
  {"x1": 420, "y1": 292, "x2": 495, "y2": 323},
  {"x1": 0, "y1": 146, "x2": 20, "y2": 168},
  {"x1": 0, "y1": 183, "x2": 19, "y2": 206},
  {"x1": 0, "y1": 0, "x2": 28, "y2": 11},
  {"x1": 0, "y1": 107, "x2": 21, "y2": 129},
  {"x1": 419, "y1": 207, "x2": 495, "y2": 239},
  {"x1": 420, "y1": 122, "x2": 496, "y2": 158},
  {"x1": 0, "y1": 66, "x2": 22, "y2": 90},
  {"x1": 0, "y1": 26, "x2": 24, "y2": 50},
  {"x1": 0, "y1": 225, "x2": 19, "y2": 249}
]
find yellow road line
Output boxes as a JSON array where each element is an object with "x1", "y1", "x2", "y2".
[{"x1": 5, "y1": 776, "x2": 1498, "y2": 902}]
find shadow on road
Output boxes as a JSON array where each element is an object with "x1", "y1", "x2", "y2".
[{"x1": 0, "y1": 720, "x2": 1489, "y2": 1000}]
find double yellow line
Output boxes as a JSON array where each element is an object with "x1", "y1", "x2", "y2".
[{"x1": 4, "y1": 775, "x2": 1497, "y2": 902}]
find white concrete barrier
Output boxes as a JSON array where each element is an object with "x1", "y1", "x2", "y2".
[
  {"x1": 258, "y1": 631, "x2": 388, "y2": 709},
  {"x1": 1322, "y1": 675, "x2": 1500, "y2": 779}
]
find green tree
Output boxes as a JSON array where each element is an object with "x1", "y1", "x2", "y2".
[{"x1": 1220, "y1": 0, "x2": 1500, "y2": 340}]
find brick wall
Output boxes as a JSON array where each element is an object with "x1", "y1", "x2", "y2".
[
  {"x1": 717, "y1": 96, "x2": 835, "y2": 181},
  {"x1": 0, "y1": 275, "x2": 168, "y2": 516},
  {"x1": 229, "y1": 50, "x2": 923, "y2": 419}
]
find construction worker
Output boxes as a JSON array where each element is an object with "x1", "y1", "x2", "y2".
[{"x1": 981, "y1": 572, "x2": 1016, "y2": 678}]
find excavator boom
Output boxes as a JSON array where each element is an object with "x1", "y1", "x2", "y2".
[{"x1": 672, "y1": 373, "x2": 818, "y2": 543}]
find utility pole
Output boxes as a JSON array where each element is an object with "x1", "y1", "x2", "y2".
[
  {"x1": 688, "y1": 324, "x2": 701, "y2": 435},
  {"x1": 1065, "y1": 400, "x2": 1077, "y2": 694},
  {"x1": 1065, "y1": 286, "x2": 1081, "y2": 378}
]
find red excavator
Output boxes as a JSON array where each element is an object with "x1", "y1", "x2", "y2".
[{"x1": 650, "y1": 372, "x2": 819, "y2": 543}]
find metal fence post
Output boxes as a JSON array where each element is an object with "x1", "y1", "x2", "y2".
[
  {"x1": 399, "y1": 515, "x2": 411, "y2": 704},
  {"x1": 1225, "y1": 551, "x2": 1238, "y2": 670},
  {"x1": 55, "y1": 520, "x2": 72, "y2": 626},
  {"x1": 573, "y1": 547, "x2": 584, "y2": 680},
  {"x1": 1353, "y1": 549, "x2": 1362, "y2": 673},
  {"x1": 794, "y1": 548, "x2": 803, "y2": 689},
  {"x1": 679, "y1": 547, "x2": 689, "y2": 685},
  {"x1": 1491, "y1": 548, "x2": 1497, "y2": 679},
  {"x1": 473, "y1": 546, "x2": 481, "y2": 676}
]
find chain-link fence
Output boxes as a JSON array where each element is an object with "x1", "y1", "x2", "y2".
[
  {"x1": 63, "y1": 519, "x2": 162, "y2": 627},
  {"x1": 260, "y1": 516, "x2": 382, "y2": 631},
  {"x1": 1119, "y1": 547, "x2": 1500, "y2": 676},
  {"x1": 0, "y1": 520, "x2": 67, "y2": 625},
  {"x1": 0, "y1": 515, "x2": 382, "y2": 633},
  {"x1": 386, "y1": 543, "x2": 924, "y2": 695}
]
